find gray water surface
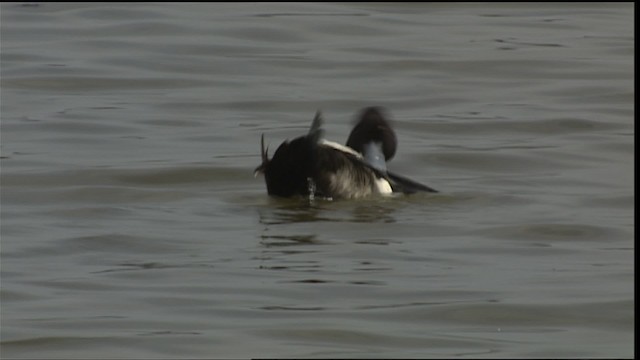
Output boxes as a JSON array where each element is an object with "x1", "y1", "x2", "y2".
[{"x1": 0, "y1": 3, "x2": 634, "y2": 358}]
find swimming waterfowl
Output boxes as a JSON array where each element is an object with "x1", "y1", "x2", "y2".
[{"x1": 254, "y1": 107, "x2": 437, "y2": 199}]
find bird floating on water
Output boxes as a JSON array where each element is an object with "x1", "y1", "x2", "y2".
[{"x1": 254, "y1": 107, "x2": 437, "y2": 199}]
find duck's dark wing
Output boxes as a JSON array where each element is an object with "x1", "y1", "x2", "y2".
[
  {"x1": 386, "y1": 170, "x2": 438, "y2": 193},
  {"x1": 356, "y1": 159, "x2": 437, "y2": 194},
  {"x1": 344, "y1": 139, "x2": 437, "y2": 194},
  {"x1": 322, "y1": 146, "x2": 437, "y2": 195}
]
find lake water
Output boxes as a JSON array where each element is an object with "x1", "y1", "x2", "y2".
[{"x1": 0, "y1": 2, "x2": 634, "y2": 358}]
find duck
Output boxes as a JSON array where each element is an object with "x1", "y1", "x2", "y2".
[{"x1": 254, "y1": 106, "x2": 437, "y2": 199}]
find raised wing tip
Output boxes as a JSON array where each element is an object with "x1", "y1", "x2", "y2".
[{"x1": 309, "y1": 110, "x2": 323, "y2": 134}]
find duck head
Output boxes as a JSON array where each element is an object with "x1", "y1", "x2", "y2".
[{"x1": 346, "y1": 106, "x2": 397, "y2": 162}]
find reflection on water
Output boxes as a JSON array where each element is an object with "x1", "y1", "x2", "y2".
[
  {"x1": 255, "y1": 197, "x2": 405, "y2": 268},
  {"x1": 259, "y1": 234, "x2": 319, "y2": 247},
  {"x1": 257, "y1": 196, "x2": 407, "y2": 225}
]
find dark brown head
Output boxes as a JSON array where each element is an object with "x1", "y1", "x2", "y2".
[{"x1": 346, "y1": 107, "x2": 397, "y2": 161}]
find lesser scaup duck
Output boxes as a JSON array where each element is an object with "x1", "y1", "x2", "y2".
[{"x1": 255, "y1": 107, "x2": 437, "y2": 199}]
